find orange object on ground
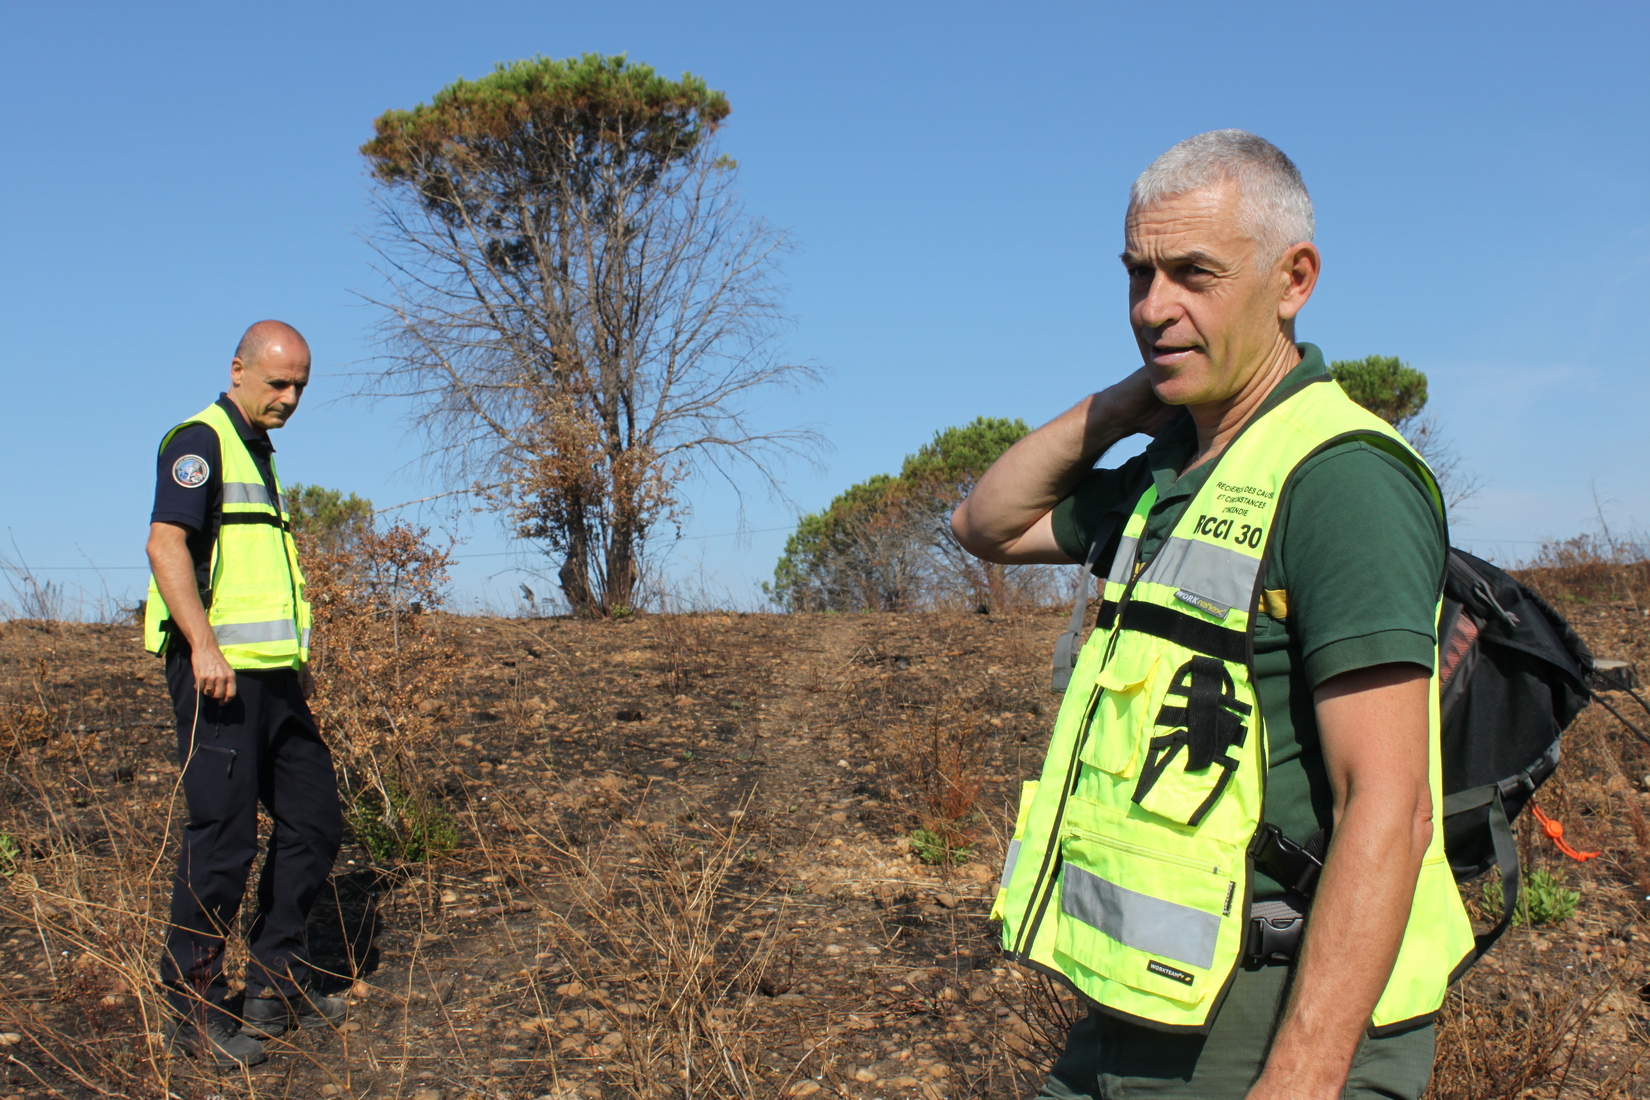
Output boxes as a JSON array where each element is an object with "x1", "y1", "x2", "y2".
[{"x1": 1528, "y1": 801, "x2": 1600, "y2": 862}]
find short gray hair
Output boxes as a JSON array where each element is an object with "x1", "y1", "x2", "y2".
[{"x1": 1130, "y1": 130, "x2": 1314, "y2": 264}]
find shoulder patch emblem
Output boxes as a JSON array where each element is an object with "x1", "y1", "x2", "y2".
[{"x1": 172, "y1": 455, "x2": 210, "y2": 488}]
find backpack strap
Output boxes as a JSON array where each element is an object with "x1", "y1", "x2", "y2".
[
  {"x1": 1444, "y1": 784, "x2": 1521, "y2": 978},
  {"x1": 1249, "y1": 822, "x2": 1330, "y2": 896},
  {"x1": 1051, "y1": 464, "x2": 1154, "y2": 693},
  {"x1": 1051, "y1": 532, "x2": 1109, "y2": 693}
]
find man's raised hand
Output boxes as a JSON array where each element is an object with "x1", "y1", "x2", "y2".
[{"x1": 1095, "y1": 366, "x2": 1180, "y2": 441}]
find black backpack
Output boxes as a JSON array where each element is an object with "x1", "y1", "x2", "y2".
[{"x1": 1436, "y1": 548, "x2": 1594, "y2": 965}]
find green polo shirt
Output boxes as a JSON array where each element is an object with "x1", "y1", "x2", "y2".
[{"x1": 1050, "y1": 344, "x2": 1445, "y2": 893}]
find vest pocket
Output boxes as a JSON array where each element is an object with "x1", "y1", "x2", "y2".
[
  {"x1": 1077, "y1": 654, "x2": 1164, "y2": 778},
  {"x1": 208, "y1": 587, "x2": 296, "y2": 621},
  {"x1": 1055, "y1": 820, "x2": 1239, "y2": 1007},
  {"x1": 208, "y1": 587, "x2": 300, "y2": 652},
  {"x1": 1129, "y1": 656, "x2": 1253, "y2": 827}
]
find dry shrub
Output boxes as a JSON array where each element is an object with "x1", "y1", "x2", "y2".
[
  {"x1": 527, "y1": 812, "x2": 787, "y2": 1099},
  {"x1": 0, "y1": 524, "x2": 466, "y2": 1096},
  {"x1": 0, "y1": 740, "x2": 280, "y2": 1095},
  {"x1": 0, "y1": 693, "x2": 50, "y2": 755},
  {"x1": 1517, "y1": 531, "x2": 1650, "y2": 608},
  {"x1": 0, "y1": 623, "x2": 372, "y2": 1095},
  {"x1": 0, "y1": 655, "x2": 179, "y2": 1095},
  {"x1": 878, "y1": 699, "x2": 991, "y2": 862},
  {"x1": 1425, "y1": 977, "x2": 1645, "y2": 1099},
  {"x1": 303, "y1": 521, "x2": 465, "y2": 861},
  {"x1": 649, "y1": 610, "x2": 712, "y2": 697},
  {"x1": 0, "y1": 666, "x2": 781, "y2": 1100},
  {"x1": 0, "y1": 552, "x2": 68, "y2": 625},
  {"x1": 999, "y1": 969, "x2": 1083, "y2": 1067}
]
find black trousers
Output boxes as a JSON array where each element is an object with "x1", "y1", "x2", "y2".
[{"x1": 160, "y1": 654, "x2": 343, "y2": 1025}]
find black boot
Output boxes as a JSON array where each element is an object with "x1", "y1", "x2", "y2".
[
  {"x1": 241, "y1": 990, "x2": 348, "y2": 1038},
  {"x1": 165, "y1": 1016, "x2": 269, "y2": 1068}
]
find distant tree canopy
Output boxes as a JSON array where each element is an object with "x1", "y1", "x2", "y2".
[
  {"x1": 899, "y1": 417, "x2": 1030, "y2": 495},
  {"x1": 1328, "y1": 355, "x2": 1428, "y2": 431},
  {"x1": 285, "y1": 484, "x2": 374, "y2": 556},
  {"x1": 359, "y1": 54, "x2": 814, "y2": 617},
  {"x1": 1329, "y1": 355, "x2": 1479, "y2": 509},
  {"x1": 768, "y1": 417, "x2": 1036, "y2": 612}
]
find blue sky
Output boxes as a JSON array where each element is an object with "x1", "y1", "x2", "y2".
[{"x1": 2, "y1": 1, "x2": 1646, "y2": 613}]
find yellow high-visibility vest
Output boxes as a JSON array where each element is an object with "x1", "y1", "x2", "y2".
[
  {"x1": 144, "y1": 401, "x2": 311, "y2": 670},
  {"x1": 994, "y1": 374, "x2": 1474, "y2": 1034}
]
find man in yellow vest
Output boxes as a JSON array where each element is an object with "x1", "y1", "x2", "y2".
[
  {"x1": 145, "y1": 320, "x2": 345, "y2": 1067},
  {"x1": 953, "y1": 132, "x2": 1472, "y2": 1099}
]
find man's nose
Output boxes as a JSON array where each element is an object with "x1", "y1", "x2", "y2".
[{"x1": 1135, "y1": 270, "x2": 1183, "y2": 330}]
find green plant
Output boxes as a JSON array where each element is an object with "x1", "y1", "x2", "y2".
[
  {"x1": 348, "y1": 777, "x2": 458, "y2": 863},
  {"x1": 1480, "y1": 865, "x2": 1581, "y2": 926},
  {"x1": 765, "y1": 417, "x2": 1032, "y2": 613},
  {"x1": 909, "y1": 826, "x2": 975, "y2": 866},
  {"x1": 0, "y1": 832, "x2": 19, "y2": 876},
  {"x1": 285, "y1": 483, "x2": 374, "y2": 555}
]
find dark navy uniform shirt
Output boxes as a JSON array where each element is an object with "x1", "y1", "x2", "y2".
[{"x1": 150, "y1": 395, "x2": 279, "y2": 587}]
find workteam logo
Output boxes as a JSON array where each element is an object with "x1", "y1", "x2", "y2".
[
  {"x1": 172, "y1": 455, "x2": 210, "y2": 488},
  {"x1": 1146, "y1": 959, "x2": 1195, "y2": 986}
]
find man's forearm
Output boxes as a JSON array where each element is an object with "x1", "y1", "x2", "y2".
[
  {"x1": 955, "y1": 400, "x2": 1150, "y2": 563},
  {"x1": 963, "y1": 396, "x2": 1117, "y2": 537},
  {"x1": 1249, "y1": 664, "x2": 1434, "y2": 1099},
  {"x1": 147, "y1": 524, "x2": 216, "y2": 652},
  {"x1": 1253, "y1": 796, "x2": 1428, "y2": 1096},
  {"x1": 148, "y1": 522, "x2": 240, "y2": 703}
]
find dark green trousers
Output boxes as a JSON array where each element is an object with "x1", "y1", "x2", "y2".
[{"x1": 1038, "y1": 964, "x2": 1435, "y2": 1100}]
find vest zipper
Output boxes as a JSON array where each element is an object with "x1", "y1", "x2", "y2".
[{"x1": 1064, "y1": 825, "x2": 1227, "y2": 876}]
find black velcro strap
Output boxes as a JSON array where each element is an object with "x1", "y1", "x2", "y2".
[
  {"x1": 1119, "y1": 601, "x2": 1247, "y2": 664},
  {"x1": 1096, "y1": 600, "x2": 1119, "y2": 630},
  {"x1": 1184, "y1": 656, "x2": 1226, "y2": 770},
  {"x1": 1131, "y1": 658, "x2": 1254, "y2": 827},
  {"x1": 219, "y1": 512, "x2": 289, "y2": 531}
]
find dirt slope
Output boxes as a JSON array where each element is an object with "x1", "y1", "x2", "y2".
[{"x1": 0, "y1": 603, "x2": 1646, "y2": 1099}]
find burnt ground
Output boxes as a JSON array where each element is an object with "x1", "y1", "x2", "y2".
[{"x1": 0, "y1": 603, "x2": 1647, "y2": 1099}]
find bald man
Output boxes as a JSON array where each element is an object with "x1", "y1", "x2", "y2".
[{"x1": 144, "y1": 321, "x2": 346, "y2": 1067}]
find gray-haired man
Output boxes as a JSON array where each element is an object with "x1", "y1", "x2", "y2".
[{"x1": 955, "y1": 131, "x2": 1469, "y2": 1099}]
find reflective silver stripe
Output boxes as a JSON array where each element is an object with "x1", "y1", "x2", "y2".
[
  {"x1": 1061, "y1": 864, "x2": 1219, "y2": 970},
  {"x1": 999, "y1": 839, "x2": 1022, "y2": 891},
  {"x1": 1105, "y1": 536, "x2": 1140, "y2": 587},
  {"x1": 1138, "y1": 537, "x2": 1259, "y2": 613},
  {"x1": 300, "y1": 628, "x2": 311, "y2": 648},
  {"x1": 222, "y1": 481, "x2": 275, "y2": 506},
  {"x1": 213, "y1": 619, "x2": 299, "y2": 645}
]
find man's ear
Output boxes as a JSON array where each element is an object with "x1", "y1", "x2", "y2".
[
  {"x1": 1277, "y1": 242, "x2": 1321, "y2": 323},
  {"x1": 229, "y1": 356, "x2": 246, "y2": 389}
]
